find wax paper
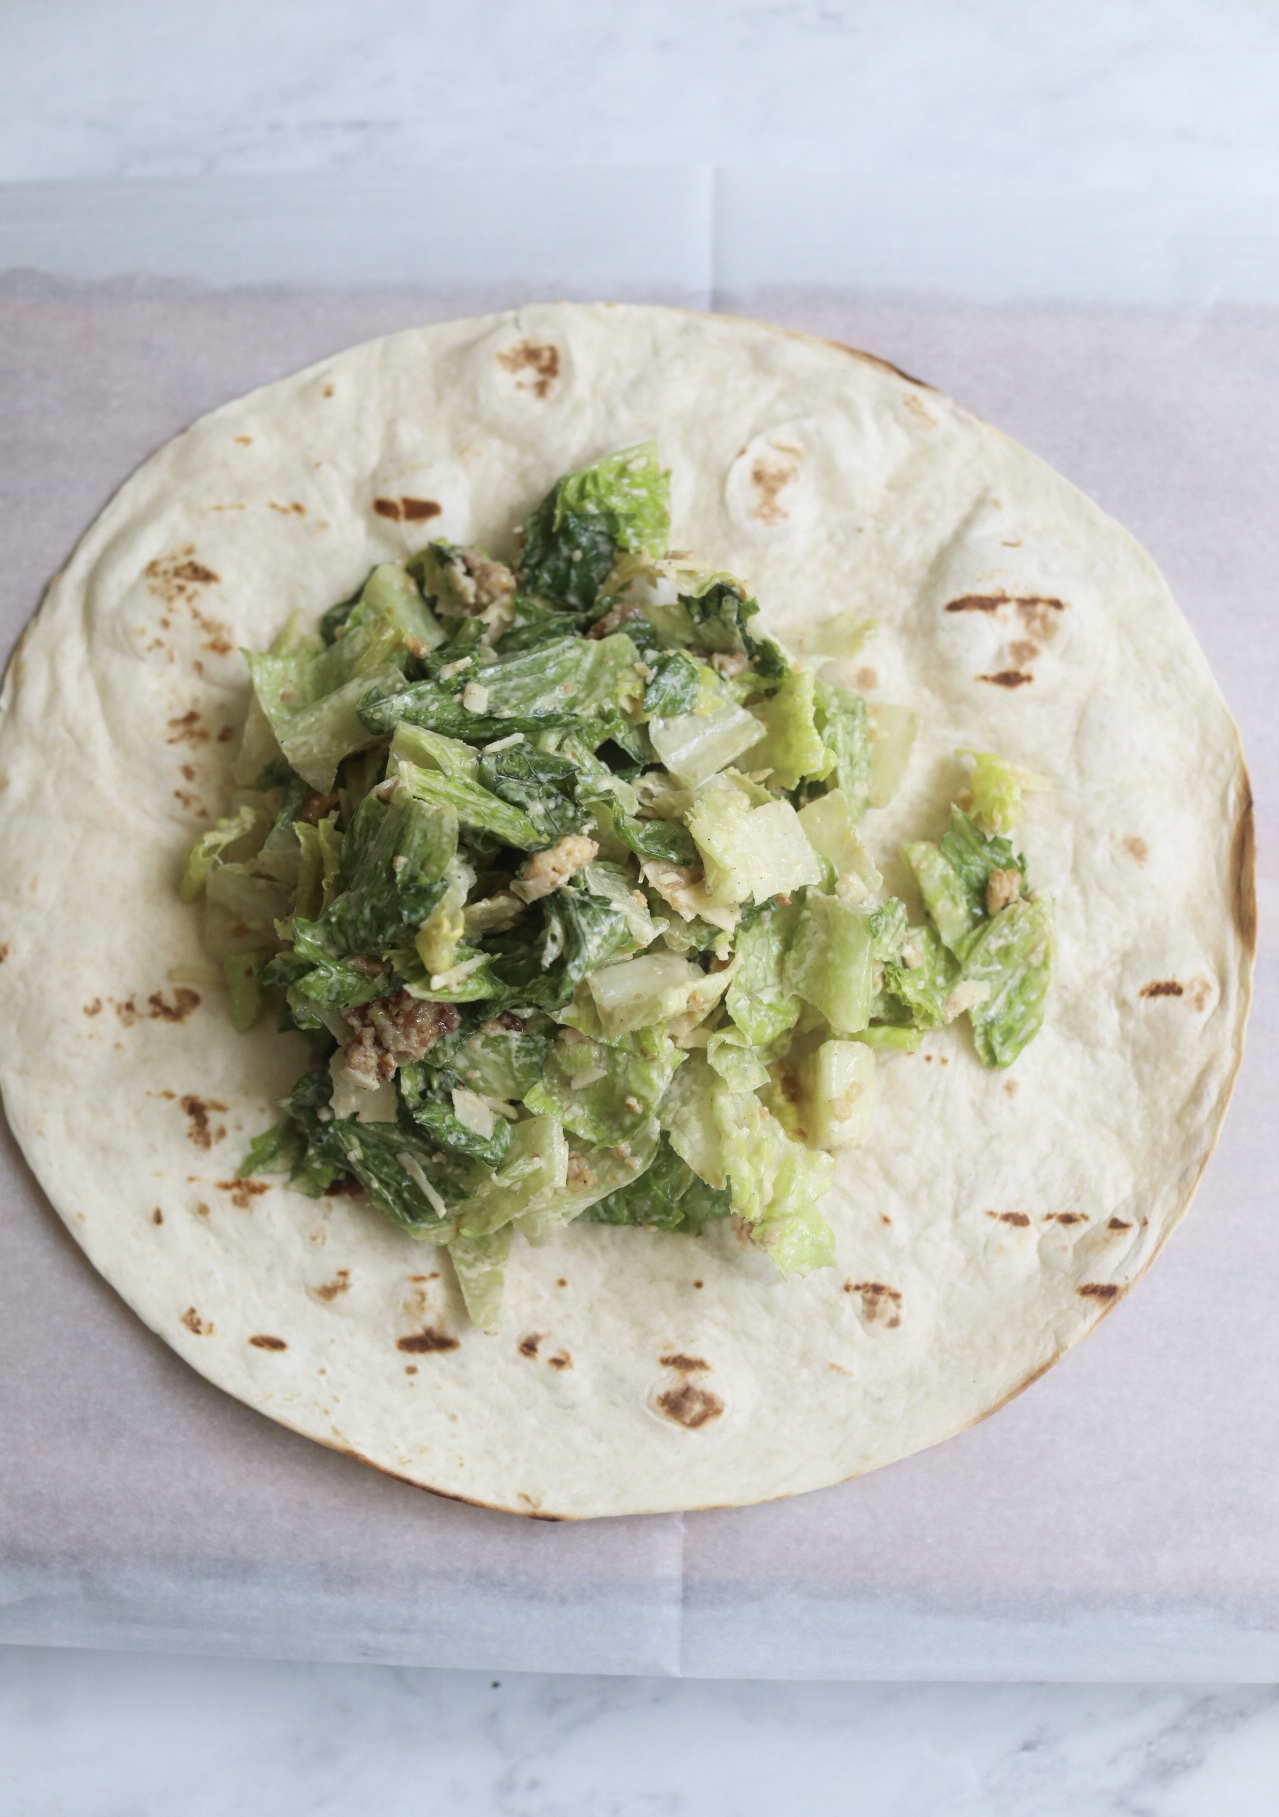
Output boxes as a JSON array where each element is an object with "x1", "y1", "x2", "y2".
[{"x1": 0, "y1": 172, "x2": 1275, "y2": 1676}]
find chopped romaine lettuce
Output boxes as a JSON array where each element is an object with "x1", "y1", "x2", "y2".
[
  {"x1": 725, "y1": 904, "x2": 801, "y2": 1046},
  {"x1": 796, "y1": 789, "x2": 881, "y2": 902},
  {"x1": 477, "y1": 742, "x2": 589, "y2": 845},
  {"x1": 814, "y1": 680, "x2": 871, "y2": 818},
  {"x1": 454, "y1": 1114, "x2": 568, "y2": 1237},
  {"x1": 648, "y1": 701, "x2": 764, "y2": 790},
  {"x1": 958, "y1": 894, "x2": 1054, "y2": 1067},
  {"x1": 525, "y1": 1025, "x2": 682, "y2": 1143},
  {"x1": 960, "y1": 749, "x2": 1040, "y2": 835},
  {"x1": 798, "y1": 1039, "x2": 878, "y2": 1149},
  {"x1": 686, "y1": 786, "x2": 822, "y2": 907},
  {"x1": 714, "y1": 1087, "x2": 836, "y2": 1273},
  {"x1": 179, "y1": 803, "x2": 260, "y2": 901},
  {"x1": 786, "y1": 894, "x2": 873, "y2": 1035},
  {"x1": 743, "y1": 668, "x2": 832, "y2": 792},
  {"x1": 642, "y1": 649, "x2": 704, "y2": 718},
  {"x1": 880, "y1": 922, "x2": 955, "y2": 1029},
  {"x1": 587, "y1": 950, "x2": 711, "y2": 1036},
  {"x1": 520, "y1": 444, "x2": 670, "y2": 613},
  {"x1": 586, "y1": 1134, "x2": 731, "y2": 1233},
  {"x1": 448, "y1": 1227, "x2": 511, "y2": 1333}
]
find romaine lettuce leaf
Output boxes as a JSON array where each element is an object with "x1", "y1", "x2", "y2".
[
  {"x1": 586, "y1": 1134, "x2": 732, "y2": 1233},
  {"x1": 814, "y1": 680, "x2": 871, "y2": 819},
  {"x1": 246, "y1": 651, "x2": 404, "y2": 792},
  {"x1": 686, "y1": 789, "x2": 822, "y2": 906},
  {"x1": 867, "y1": 703, "x2": 919, "y2": 809},
  {"x1": 223, "y1": 950, "x2": 268, "y2": 1033},
  {"x1": 641, "y1": 649, "x2": 703, "y2": 718},
  {"x1": 713, "y1": 1087, "x2": 836, "y2": 1274},
  {"x1": 399, "y1": 1062, "x2": 512, "y2": 1167},
  {"x1": 959, "y1": 894, "x2": 1054, "y2": 1067},
  {"x1": 586, "y1": 950, "x2": 720, "y2": 1036},
  {"x1": 322, "y1": 785, "x2": 457, "y2": 953},
  {"x1": 524, "y1": 1025, "x2": 682, "y2": 1143},
  {"x1": 798, "y1": 1038, "x2": 878, "y2": 1149},
  {"x1": 446, "y1": 1025, "x2": 552, "y2": 1099},
  {"x1": 785, "y1": 894, "x2": 874, "y2": 1035},
  {"x1": 453, "y1": 1113, "x2": 569, "y2": 1237},
  {"x1": 880, "y1": 922, "x2": 955, "y2": 1029},
  {"x1": 520, "y1": 444, "x2": 670, "y2": 611},
  {"x1": 447, "y1": 1227, "x2": 511, "y2": 1333},
  {"x1": 477, "y1": 742, "x2": 589, "y2": 846},
  {"x1": 743, "y1": 668, "x2": 832, "y2": 792},
  {"x1": 725, "y1": 903, "x2": 801, "y2": 1046},
  {"x1": 396, "y1": 758, "x2": 541, "y2": 850},
  {"x1": 179, "y1": 803, "x2": 260, "y2": 902},
  {"x1": 648, "y1": 702, "x2": 763, "y2": 790}
]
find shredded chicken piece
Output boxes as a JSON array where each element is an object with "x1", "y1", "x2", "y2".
[
  {"x1": 342, "y1": 992, "x2": 460, "y2": 1084},
  {"x1": 985, "y1": 868, "x2": 1022, "y2": 917},
  {"x1": 458, "y1": 548, "x2": 516, "y2": 612},
  {"x1": 512, "y1": 835, "x2": 599, "y2": 903},
  {"x1": 586, "y1": 598, "x2": 642, "y2": 640}
]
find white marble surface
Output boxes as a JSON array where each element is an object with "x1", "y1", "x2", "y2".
[
  {"x1": 5, "y1": 1, "x2": 1279, "y2": 1808},
  {"x1": 1, "y1": 1650, "x2": 1278, "y2": 1815},
  {"x1": 1, "y1": 0, "x2": 1278, "y2": 190}
]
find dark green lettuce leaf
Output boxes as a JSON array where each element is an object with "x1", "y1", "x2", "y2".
[
  {"x1": 519, "y1": 444, "x2": 669, "y2": 612},
  {"x1": 585, "y1": 1134, "x2": 731, "y2": 1233}
]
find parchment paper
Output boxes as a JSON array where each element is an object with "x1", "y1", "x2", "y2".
[{"x1": 1, "y1": 174, "x2": 1276, "y2": 1678}]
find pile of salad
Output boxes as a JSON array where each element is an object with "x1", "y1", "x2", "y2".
[{"x1": 181, "y1": 446, "x2": 1053, "y2": 1328}]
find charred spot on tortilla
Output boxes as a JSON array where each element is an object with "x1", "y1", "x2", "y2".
[
  {"x1": 180, "y1": 1307, "x2": 212, "y2": 1335},
  {"x1": 1044, "y1": 1212, "x2": 1087, "y2": 1225},
  {"x1": 180, "y1": 1095, "x2": 227, "y2": 1150},
  {"x1": 1077, "y1": 1283, "x2": 1120, "y2": 1301},
  {"x1": 1122, "y1": 836, "x2": 1149, "y2": 864},
  {"x1": 249, "y1": 1334, "x2": 287, "y2": 1351},
  {"x1": 152, "y1": 1208, "x2": 163, "y2": 1225},
  {"x1": 518, "y1": 1333, "x2": 544, "y2": 1358},
  {"x1": 547, "y1": 1351, "x2": 572, "y2": 1370},
  {"x1": 195, "y1": 1201, "x2": 210, "y2": 1217},
  {"x1": 978, "y1": 669, "x2": 1033, "y2": 688},
  {"x1": 1108, "y1": 1218, "x2": 1133, "y2": 1231},
  {"x1": 397, "y1": 1328, "x2": 461, "y2": 1354},
  {"x1": 145, "y1": 548, "x2": 221, "y2": 606},
  {"x1": 166, "y1": 710, "x2": 209, "y2": 747},
  {"x1": 987, "y1": 1211, "x2": 1030, "y2": 1227},
  {"x1": 1141, "y1": 980, "x2": 1184, "y2": 999},
  {"x1": 656, "y1": 1383, "x2": 724, "y2": 1430},
  {"x1": 401, "y1": 498, "x2": 442, "y2": 521},
  {"x1": 847, "y1": 1282, "x2": 903, "y2": 1327},
  {"x1": 216, "y1": 1177, "x2": 269, "y2": 1210},
  {"x1": 660, "y1": 1353, "x2": 710, "y2": 1374},
  {"x1": 147, "y1": 988, "x2": 200, "y2": 1023},
  {"x1": 311, "y1": 1270, "x2": 352, "y2": 1302},
  {"x1": 945, "y1": 592, "x2": 1065, "y2": 616},
  {"x1": 495, "y1": 339, "x2": 561, "y2": 398}
]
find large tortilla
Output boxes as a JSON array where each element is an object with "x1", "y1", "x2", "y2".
[{"x1": 0, "y1": 303, "x2": 1253, "y2": 1518}]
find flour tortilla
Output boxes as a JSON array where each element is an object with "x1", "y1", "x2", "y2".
[{"x1": 0, "y1": 304, "x2": 1253, "y2": 1518}]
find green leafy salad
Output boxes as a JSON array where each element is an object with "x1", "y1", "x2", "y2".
[{"x1": 180, "y1": 444, "x2": 1054, "y2": 1329}]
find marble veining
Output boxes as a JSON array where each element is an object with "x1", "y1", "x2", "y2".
[
  {"x1": 2, "y1": 1650, "x2": 1278, "y2": 1815},
  {"x1": 1, "y1": 0, "x2": 1278, "y2": 190}
]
